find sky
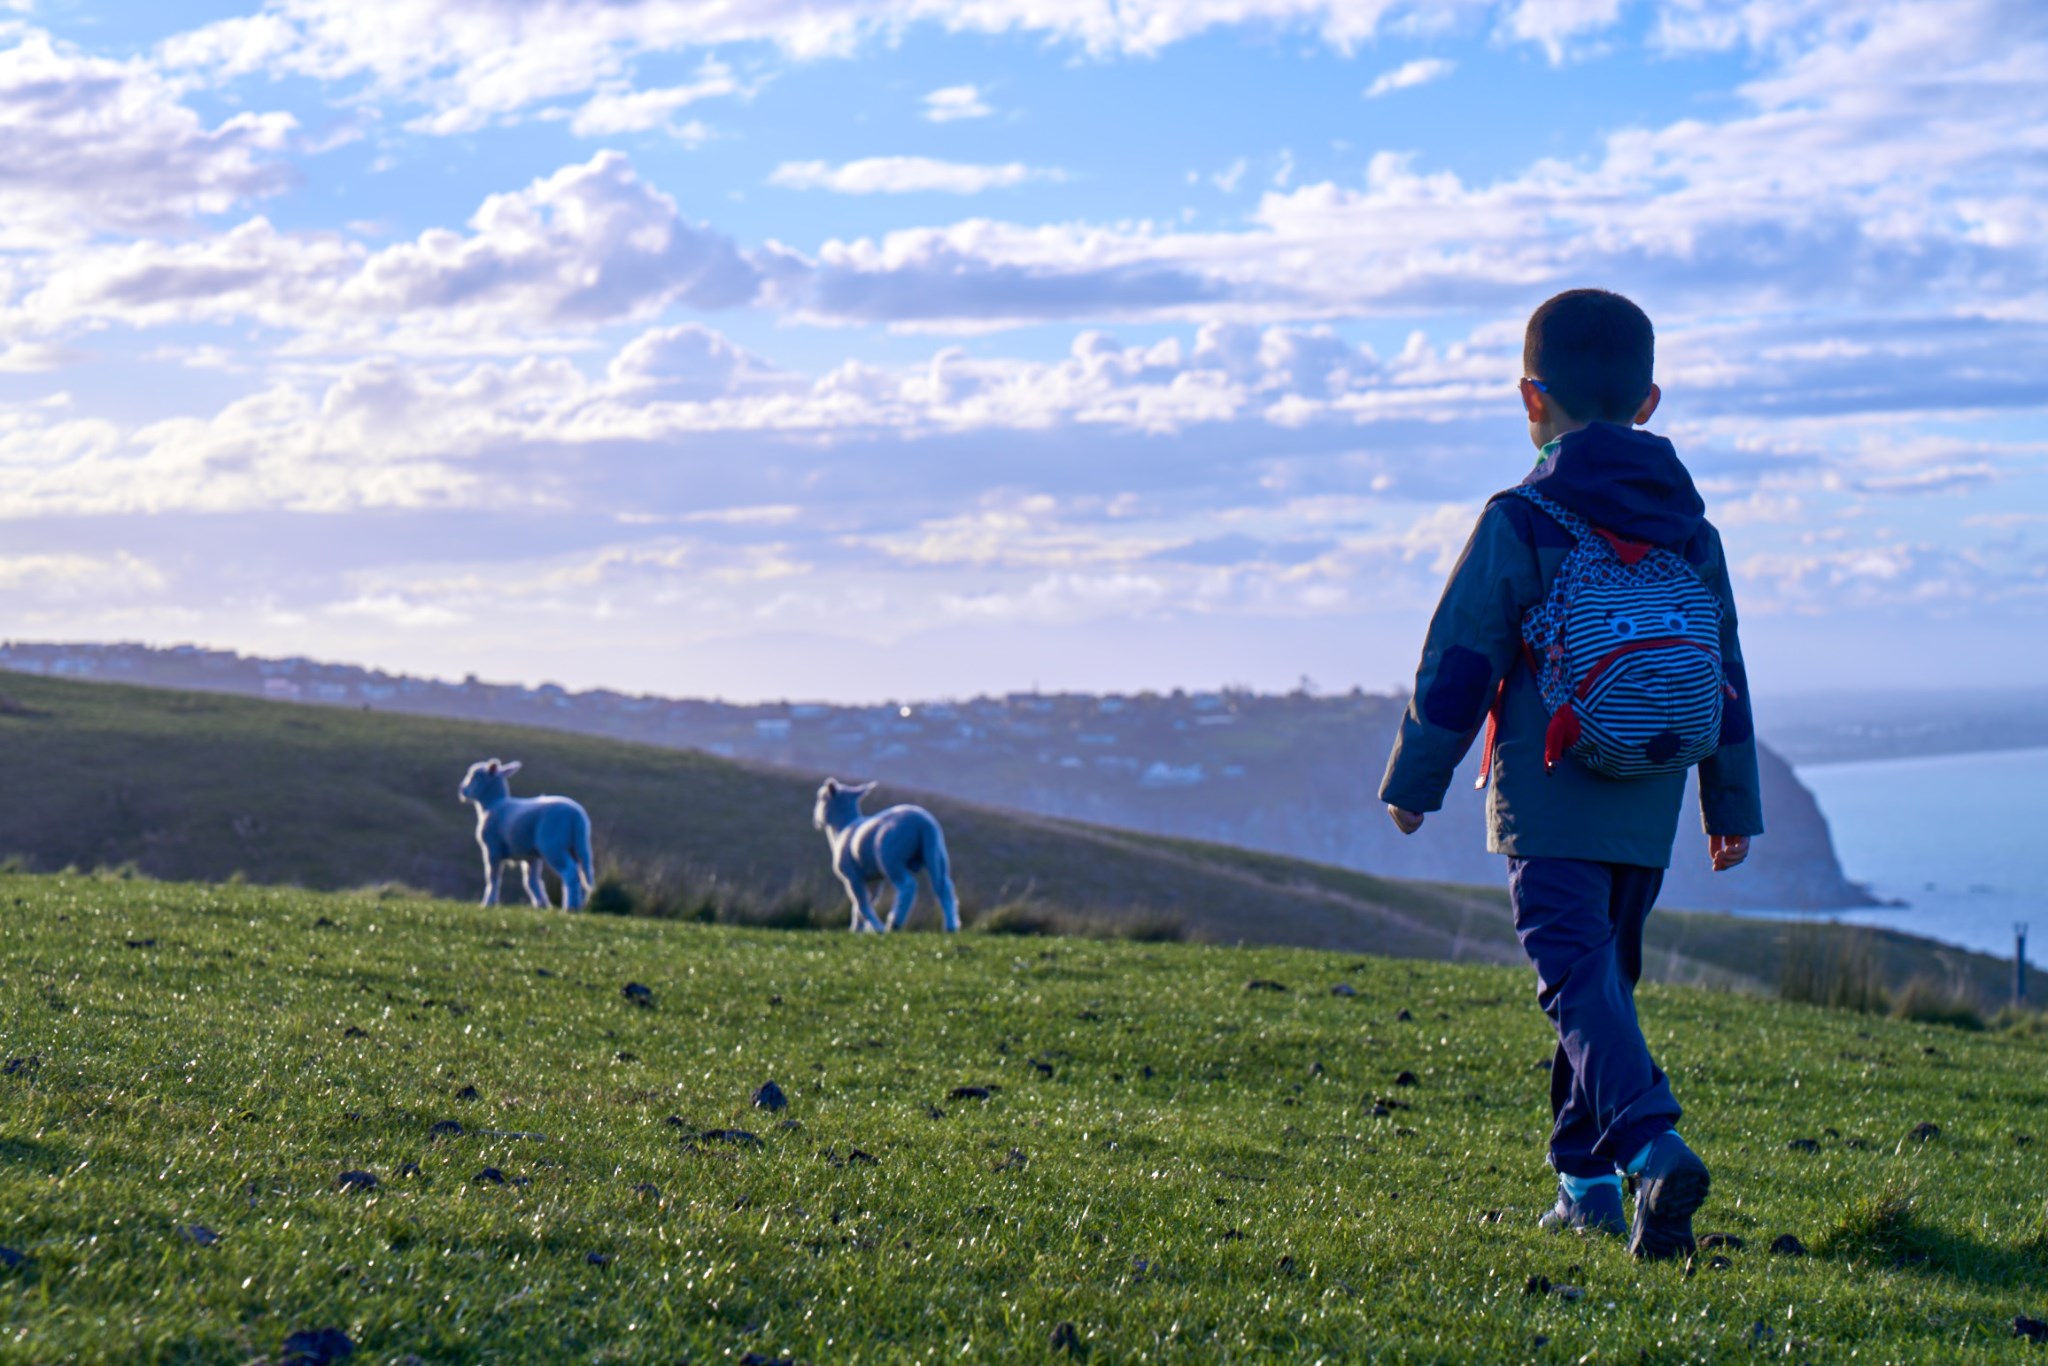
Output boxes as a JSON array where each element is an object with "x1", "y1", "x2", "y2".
[{"x1": 0, "y1": 0, "x2": 2042, "y2": 703}]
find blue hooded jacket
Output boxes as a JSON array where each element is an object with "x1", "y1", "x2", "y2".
[{"x1": 1380, "y1": 423, "x2": 1763, "y2": 868}]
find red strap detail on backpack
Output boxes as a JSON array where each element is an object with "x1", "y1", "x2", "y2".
[
  {"x1": 1594, "y1": 528, "x2": 1654, "y2": 565},
  {"x1": 1476, "y1": 642, "x2": 1550, "y2": 790},
  {"x1": 1543, "y1": 703, "x2": 1581, "y2": 773}
]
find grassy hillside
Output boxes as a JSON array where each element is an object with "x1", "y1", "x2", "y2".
[
  {"x1": 1, "y1": 874, "x2": 2045, "y2": 1363},
  {"x1": 0, "y1": 673, "x2": 2015, "y2": 1005}
]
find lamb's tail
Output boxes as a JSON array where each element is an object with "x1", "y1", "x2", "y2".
[{"x1": 573, "y1": 820, "x2": 595, "y2": 894}]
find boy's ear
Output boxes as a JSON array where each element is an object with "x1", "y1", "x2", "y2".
[{"x1": 1633, "y1": 382, "x2": 1661, "y2": 426}]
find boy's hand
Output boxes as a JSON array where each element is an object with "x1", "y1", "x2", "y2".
[
  {"x1": 1710, "y1": 835, "x2": 1750, "y2": 872},
  {"x1": 1387, "y1": 805, "x2": 1425, "y2": 835}
]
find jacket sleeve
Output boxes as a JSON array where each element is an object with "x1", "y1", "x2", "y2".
[
  {"x1": 1379, "y1": 501, "x2": 1543, "y2": 814},
  {"x1": 1695, "y1": 526, "x2": 1766, "y2": 836}
]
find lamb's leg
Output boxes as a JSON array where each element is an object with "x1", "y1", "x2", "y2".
[
  {"x1": 841, "y1": 874, "x2": 884, "y2": 933},
  {"x1": 522, "y1": 861, "x2": 551, "y2": 908},
  {"x1": 551, "y1": 853, "x2": 587, "y2": 910},
  {"x1": 934, "y1": 872, "x2": 961, "y2": 933},
  {"x1": 482, "y1": 856, "x2": 502, "y2": 907},
  {"x1": 888, "y1": 874, "x2": 920, "y2": 931}
]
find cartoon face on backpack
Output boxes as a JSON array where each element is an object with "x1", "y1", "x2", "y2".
[{"x1": 1514, "y1": 487, "x2": 1730, "y2": 781}]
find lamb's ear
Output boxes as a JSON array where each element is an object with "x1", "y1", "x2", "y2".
[
  {"x1": 486, "y1": 759, "x2": 500, "y2": 773},
  {"x1": 500, "y1": 760, "x2": 522, "y2": 776},
  {"x1": 852, "y1": 780, "x2": 879, "y2": 797},
  {"x1": 822, "y1": 777, "x2": 840, "y2": 792}
]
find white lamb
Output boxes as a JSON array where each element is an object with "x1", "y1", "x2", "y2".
[{"x1": 458, "y1": 759, "x2": 594, "y2": 910}]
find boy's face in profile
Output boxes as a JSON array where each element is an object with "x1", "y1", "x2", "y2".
[{"x1": 1517, "y1": 376, "x2": 1662, "y2": 452}]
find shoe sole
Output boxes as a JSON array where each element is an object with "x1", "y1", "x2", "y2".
[
  {"x1": 1629, "y1": 1157, "x2": 1710, "y2": 1260},
  {"x1": 1540, "y1": 1204, "x2": 1626, "y2": 1238}
]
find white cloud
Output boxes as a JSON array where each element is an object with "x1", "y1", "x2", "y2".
[
  {"x1": 160, "y1": 1, "x2": 1513, "y2": 135},
  {"x1": 1365, "y1": 56, "x2": 1454, "y2": 96},
  {"x1": 19, "y1": 152, "x2": 761, "y2": 350},
  {"x1": 554, "y1": 59, "x2": 741, "y2": 136},
  {"x1": 922, "y1": 83, "x2": 992, "y2": 122},
  {"x1": 1501, "y1": 0, "x2": 1624, "y2": 63},
  {"x1": 0, "y1": 29, "x2": 294, "y2": 245},
  {"x1": 752, "y1": 4, "x2": 2048, "y2": 332},
  {"x1": 0, "y1": 551, "x2": 165, "y2": 601},
  {"x1": 768, "y1": 157, "x2": 1054, "y2": 194}
]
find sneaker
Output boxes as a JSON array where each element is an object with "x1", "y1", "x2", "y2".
[
  {"x1": 1538, "y1": 1181, "x2": 1625, "y2": 1237},
  {"x1": 1627, "y1": 1132, "x2": 1710, "y2": 1261}
]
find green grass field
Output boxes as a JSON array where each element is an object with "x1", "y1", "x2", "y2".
[
  {"x1": 0, "y1": 672, "x2": 2019, "y2": 1009},
  {"x1": 4, "y1": 873, "x2": 2046, "y2": 1363}
]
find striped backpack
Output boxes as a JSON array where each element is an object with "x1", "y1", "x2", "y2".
[{"x1": 1488, "y1": 484, "x2": 1729, "y2": 782}]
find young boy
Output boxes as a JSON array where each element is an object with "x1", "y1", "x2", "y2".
[{"x1": 1378, "y1": 288, "x2": 1763, "y2": 1261}]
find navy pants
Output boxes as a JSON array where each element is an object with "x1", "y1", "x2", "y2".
[{"x1": 1507, "y1": 857, "x2": 1682, "y2": 1177}]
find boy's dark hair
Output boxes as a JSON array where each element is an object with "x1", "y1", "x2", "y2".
[{"x1": 1523, "y1": 289, "x2": 1655, "y2": 422}]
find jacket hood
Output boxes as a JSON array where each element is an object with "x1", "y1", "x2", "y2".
[{"x1": 1521, "y1": 421, "x2": 1704, "y2": 548}]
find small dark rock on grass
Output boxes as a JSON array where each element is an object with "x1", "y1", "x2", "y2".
[
  {"x1": 473, "y1": 1167, "x2": 506, "y2": 1185},
  {"x1": 178, "y1": 1224, "x2": 219, "y2": 1246},
  {"x1": 0, "y1": 1247, "x2": 25, "y2": 1270},
  {"x1": 1770, "y1": 1234, "x2": 1808, "y2": 1257},
  {"x1": 454, "y1": 1085, "x2": 479, "y2": 1102},
  {"x1": 754, "y1": 1081, "x2": 788, "y2": 1111},
  {"x1": 1049, "y1": 1321, "x2": 1082, "y2": 1355},
  {"x1": 2, "y1": 1056, "x2": 38, "y2": 1077},
  {"x1": 949, "y1": 1085, "x2": 993, "y2": 1101},
  {"x1": 1787, "y1": 1137, "x2": 1819, "y2": 1153},
  {"x1": 2014, "y1": 1316, "x2": 2048, "y2": 1344},
  {"x1": 1699, "y1": 1233, "x2": 1744, "y2": 1251},
  {"x1": 701, "y1": 1128, "x2": 763, "y2": 1147},
  {"x1": 335, "y1": 1170, "x2": 378, "y2": 1192},
  {"x1": 429, "y1": 1119, "x2": 464, "y2": 1138},
  {"x1": 586, "y1": 1252, "x2": 611, "y2": 1267},
  {"x1": 1393, "y1": 1070, "x2": 1419, "y2": 1087},
  {"x1": 622, "y1": 982, "x2": 654, "y2": 1007},
  {"x1": 1331, "y1": 983, "x2": 1357, "y2": 997},
  {"x1": 738, "y1": 1353, "x2": 797, "y2": 1366},
  {"x1": 1395, "y1": 1008, "x2": 1415, "y2": 1022},
  {"x1": 1245, "y1": 979, "x2": 1287, "y2": 992},
  {"x1": 280, "y1": 1327, "x2": 354, "y2": 1365},
  {"x1": 1911, "y1": 1122, "x2": 1941, "y2": 1142}
]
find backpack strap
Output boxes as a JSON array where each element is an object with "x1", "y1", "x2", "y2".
[{"x1": 1473, "y1": 486, "x2": 1573, "y2": 790}]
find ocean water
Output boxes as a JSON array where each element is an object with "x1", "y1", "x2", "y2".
[{"x1": 1767, "y1": 747, "x2": 2045, "y2": 967}]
